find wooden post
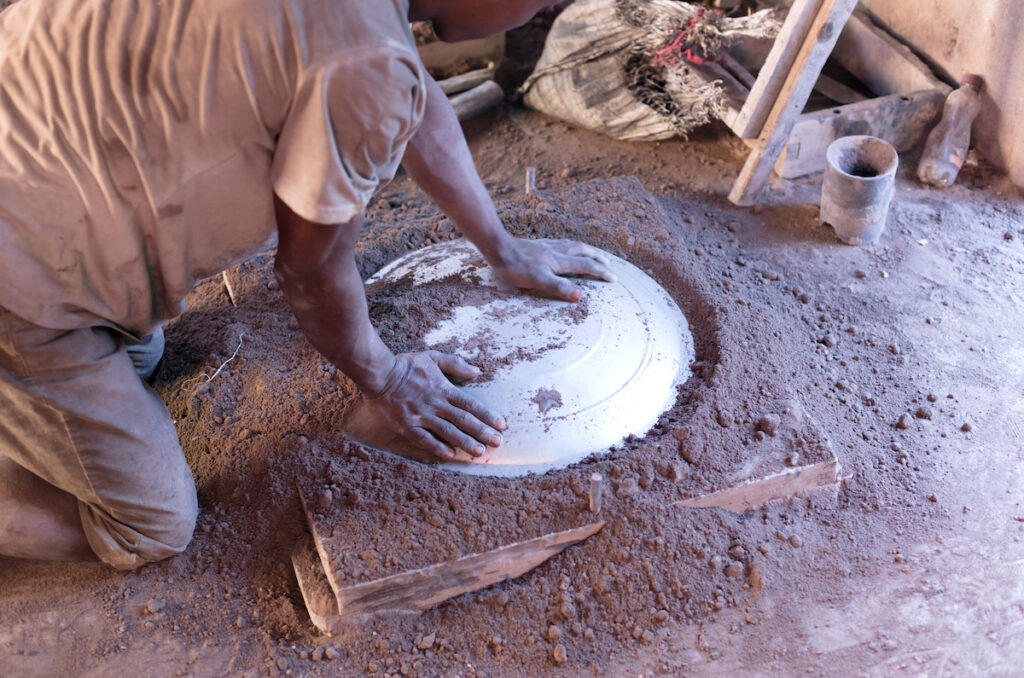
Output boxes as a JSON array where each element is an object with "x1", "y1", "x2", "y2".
[
  {"x1": 589, "y1": 473, "x2": 602, "y2": 514},
  {"x1": 728, "y1": 0, "x2": 859, "y2": 206}
]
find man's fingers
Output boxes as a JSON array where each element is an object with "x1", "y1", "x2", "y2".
[
  {"x1": 532, "y1": 271, "x2": 582, "y2": 302},
  {"x1": 423, "y1": 417, "x2": 486, "y2": 457},
  {"x1": 556, "y1": 240, "x2": 611, "y2": 266},
  {"x1": 447, "y1": 387, "x2": 507, "y2": 431},
  {"x1": 429, "y1": 351, "x2": 480, "y2": 382},
  {"x1": 440, "y1": 405, "x2": 504, "y2": 447},
  {"x1": 554, "y1": 253, "x2": 617, "y2": 283},
  {"x1": 406, "y1": 426, "x2": 456, "y2": 461}
]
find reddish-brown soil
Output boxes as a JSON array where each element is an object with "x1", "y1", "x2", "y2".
[{"x1": 3, "y1": 8, "x2": 1024, "y2": 678}]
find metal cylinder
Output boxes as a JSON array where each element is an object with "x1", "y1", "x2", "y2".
[{"x1": 820, "y1": 135, "x2": 898, "y2": 245}]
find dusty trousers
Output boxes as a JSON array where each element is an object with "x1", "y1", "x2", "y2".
[{"x1": 0, "y1": 308, "x2": 196, "y2": 569}]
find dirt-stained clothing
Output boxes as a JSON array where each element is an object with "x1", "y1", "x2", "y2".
[
  {"x1": 0, "y1": 0, "x2": 424, "y2": 335},
  {"x1": 0, "y1": 0, "x2": 424, "y2": 568}
]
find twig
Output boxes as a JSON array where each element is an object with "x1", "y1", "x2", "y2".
[
  {"x1": 589, "y1": 473, "x2": 603, "y2": 514},
  {"x1": 222, "y1": 271, "x2": 237, "y2": 306},
  {"x1": 525, "y1": 166, "x2": 537, "y2": 195},
  {"x1": 202, "y1": 333, "x2": 246, "y2": 386}
]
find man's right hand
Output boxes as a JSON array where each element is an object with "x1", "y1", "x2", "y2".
[{"x1": 363, "y1": 351, "x2": 506, "y2": 461}]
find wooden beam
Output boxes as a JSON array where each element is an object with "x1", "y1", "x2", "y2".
[
  {"x1": 293, "y1": 518, "x2": 605, "y2": 632},
  {"x1": 728, "y1": 0, "x2": 859, "y2": 206},
  {"x1": 775, "y1": 89, "x2": 945, "y2": 178},
  {"x1": 831, "y1": 11, "x2": 950, "y2": 97},
  {"x1": 728, "y1": 0, "x2": 825, "y2": 139}
]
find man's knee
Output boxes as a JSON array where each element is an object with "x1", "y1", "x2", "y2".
[{"x1": 81, "y1": 468, "x2": 199, "y2": 570}]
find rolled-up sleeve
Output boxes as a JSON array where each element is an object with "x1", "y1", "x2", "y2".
[{"x1": 271, "y1": 45, "x2": 426, "y2": 225}]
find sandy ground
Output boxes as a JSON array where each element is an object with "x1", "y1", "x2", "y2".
[{"x1": 3, "y1": 7, "x2": 1024, "y2": 678}]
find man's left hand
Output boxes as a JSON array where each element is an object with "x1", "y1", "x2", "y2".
[{"x1": 490, "y1": 237, "x2": 616, "y2": 302}]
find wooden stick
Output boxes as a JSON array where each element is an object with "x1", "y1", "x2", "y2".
[
  {"x1": 589, "y1": 473, "x2": 602, "y2": 514},
  {"x1": 728, "y1": 0, "x2": 859, "y2": 206},
  {"x1": 222, "y1": 271, "x2": 237, "y2": 306}
]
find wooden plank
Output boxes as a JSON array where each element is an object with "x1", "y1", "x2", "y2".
[
  {"x1": 293, "y1": 518, "x2": 605, "y2": 630},
  {"x1": 334, "y1": 522, "x2": 604, "y2": 617},
  {"x1": 292, "y1": 533, "x2": 345, "y2": 635},
  {"x1": 775, "y1": 89, "x2": 945, "y2": 178},
  {"x1": 674, "y1": 459, "x2": 841, "y2": 512},
  {"x1": 728, "y1": 0, "x2": 825, "y2": 139},
  {"x1": 728, "y1": 0, "x2": 859, "y2": 206},
  {"x1": 831, "y1": 11, "x2": 950, "y2": 97}
]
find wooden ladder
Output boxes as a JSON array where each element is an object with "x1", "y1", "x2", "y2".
[{"x1": 703, "y1": 0, "x2": 948, "y2": 207}]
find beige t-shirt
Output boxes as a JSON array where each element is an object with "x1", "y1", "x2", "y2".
[{"x1": 0, "y1": 0, "x2": 425, "y2": 333}]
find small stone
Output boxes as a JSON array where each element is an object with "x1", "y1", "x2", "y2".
[
  {"x1": 853, "y1": 269, "x2": 867, "y2": 279},
  {"x1": 889, "y1": 343, "x2": 901, "y2": 355},
  {"x1": 641, "y1": 630, "x2": 654, "y2": 644},
  {"x1": 928, "y1": 494, "x2": 938, "y2": 503},
  {"x1": 1004, "y1": 231, "x2": 1015, "y2": 241},
  {"x1": 915, "y1": 406, "x2": 933, "y2": 420},
  {"x1": 896, "y1": 414, "x2": 913, "y2": 430},
  {"x1": 753, "y1": 430, "x2": 765, "y2": 442},
  {"x1": 926, "y1": 393, "x2": 938, "y2": 402},
  {"x1": 746, "y1": 562, "x2": 764, "y2": 592},
  {"x1": 664, "y1": 462, "x2": 686, "y2": 481},
  {"x1": 316, "y1": 488, "x2": 333, "y2": 509},
  {"x1": 267, "y1": 279, "x2": 280, "y2": 290},
  {"x1": 583, "y1": 628, "x2": 595, "y2": 641},
  {"x1": 275, "y1": 658, "x2": 289, "y2": 671},
  {"x1": 416, "y1": 633, "x2": 436, "y2": 650},
  {"x1": 323, "y1": 646, "x2": 339, "y2": 661},
  {"x1": 654, "y1": 610, "x2": 669, "y2": 623},
  {"x1": 552, "y1": 644, "x2": 567, "y2": 665},
  {"x1": 145, "y1": 599, "x2": 164, "y2": 615},
  {"x1": 615, "y1": 477, "x2": 639, "y2": 499},
  {"x1": 784, "y1": 453, "x2": 800, "y2": 467},
  {"x1": 724, "y1": 562, "x2": 743, "y2": 578},
  {"x1": 757, "y1": 414, "x2": 781, "y2": 436},
  {"x1": 716, "y1": 410, "x2": 733, "y2": 428},
  {"x1": 679, "y1": 441, "x2": 701, "y2": 465},
  {"x1": 311, "y1": 647, "x2": 325, "y2": 662},
  {"x1": 788, "y1": 535, "x2": 803, "y2": 548},
  {"x1": 547, "y1": 625, "x2": 560, "y2": 642},
  {"x1": 819, "y1": 333, "x2": 839, "y2": 348},
  {"x1": 961, "y1": 422, "x2": 972, "y2": 432}
]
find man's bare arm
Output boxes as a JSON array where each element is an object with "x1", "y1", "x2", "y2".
[
  {"x1": 401, "y1": 73, "x2": 616, "y2": 300},
  {"x1": 272, "y1": 196, "x2": 504, "y2": 459}
]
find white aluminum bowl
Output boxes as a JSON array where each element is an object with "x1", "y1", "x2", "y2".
[{"x1": 366, "y1": 240, "x2": 695, "y2": 477}]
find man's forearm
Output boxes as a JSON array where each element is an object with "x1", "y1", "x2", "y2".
[
  {"x1": 401, "y1": 73, "x2": 514, "y2": 262},
  {"x1": 273, "y1": 199, "x2": 397, "y2": 396}
]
